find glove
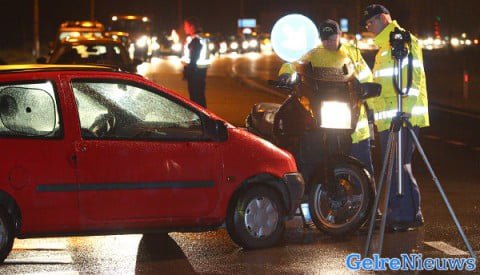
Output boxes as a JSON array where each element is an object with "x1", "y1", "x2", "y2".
[{"x1": 278, "y1": 73, "x2": 292, "y2": 85}]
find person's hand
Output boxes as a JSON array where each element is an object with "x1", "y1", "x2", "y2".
[{"x1": 278, "y1": 73, "x2": 292, "y2": 85}]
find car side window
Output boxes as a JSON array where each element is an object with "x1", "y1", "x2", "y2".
[
  {"x1": 71, "y1": 81, "x2": 204, "y2": 140},
  {"x1": 0, "y1": 81, "x2": 61, "y2": 138}
]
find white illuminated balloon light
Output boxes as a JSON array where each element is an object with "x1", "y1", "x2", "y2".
[{"x1": 271, "y1": 14, "x2": 319, "y2": 62}]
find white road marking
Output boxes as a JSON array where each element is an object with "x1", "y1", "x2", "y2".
[
  {"x1": 430, "y1": 105, "x2": 480, "y2": 119},
  {"x1": 5, "y1": 254, "x2": 73, "y2": 264},
  {"x1": 423, "y1": 135, "x2": 441, "y2": 140},
  {"x1": 446, "y1": 140, "x2": 466, "y2": 146},
  {"x1": 13, "y1": 239, "x2": 68, "y2": 250},
  {"x1": 424, "y1": 241, "x2": 469, "y2": 256},
  {"x1": 240, "y1": 76, "x2": 285, "y2": 98}
]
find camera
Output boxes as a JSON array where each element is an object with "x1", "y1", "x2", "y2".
[{"x1": 389, "y1": 27, "x2": 411, "y2": 60}]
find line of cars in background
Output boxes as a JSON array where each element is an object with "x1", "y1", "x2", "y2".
[
  {"x1": 37, "y1": 17, "x2": 155, "y2": 73},
  {"x1": 36, "y1": 16, "x2": 273, "y2": 74}
]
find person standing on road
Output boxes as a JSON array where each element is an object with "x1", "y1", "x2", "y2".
[
  {"x1": 278, "y1": 19, "x2": 376, "y2": 178},
  {"x1": 361, "y1": 4, "x2": 430, "y2": 231},
  {"x1": 182, "y1": 17, "x2": 210, "y2": 107}
]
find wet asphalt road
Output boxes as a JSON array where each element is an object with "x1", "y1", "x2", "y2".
[{"x1": 2, "y1": 53, "x2": 479, "y2": 274}]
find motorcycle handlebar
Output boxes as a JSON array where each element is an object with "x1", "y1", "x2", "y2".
[{"x1": 268, "y1": 80, "x2": 294, "y2": 91}]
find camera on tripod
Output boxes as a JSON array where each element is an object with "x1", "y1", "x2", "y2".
[
  {"x1": 389, "y1": 27, "x2": 413, "y2": 96},
  {"x1": 389, "y1": 27, "x2": 411, "y2": 60}
]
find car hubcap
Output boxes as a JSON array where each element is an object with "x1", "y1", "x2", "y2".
[{"x1": 244, "y1": 197, "x2": 279, "y2": 238}]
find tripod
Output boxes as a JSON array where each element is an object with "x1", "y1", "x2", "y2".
[{"x1": 363, "y1": 30, "x2": 476, "y2": 258}]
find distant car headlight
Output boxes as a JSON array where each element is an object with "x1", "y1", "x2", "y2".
[
  {"x1": 136, "y1": 36, "x2": 148, "y2": 48},
  {"x1": 249, "y1": 39, "x2": 258, "y2": 48},
  {"x1": 151, "y1": 41, "x2": 160, "y2": 51},
  {"x1": 230, "y1": 42, "x2": 238, "y2": 50},
  {"x1": 219, "y1": 42, "x2": 227, "y2": 53},
  {"x1": 242, "y1": 41, "x2": 249, "y2": 49},
  {"x1": 320, "y1": 101, "x2": 351, "y2": 129},
  {"x1": 208, "y1": 43, "x2": 215, "y2": 51},
  {"x1": 171, "y1": 43, "x2": 182, "y2": 52}
]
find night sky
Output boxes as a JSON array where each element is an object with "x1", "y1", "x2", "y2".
[{"x1": 1, "y1": 0, "x2": 479, "y2": 49}]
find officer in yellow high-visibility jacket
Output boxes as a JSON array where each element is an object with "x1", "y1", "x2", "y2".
[
  {"x1": 361, "y1": 4, "x2": 429, "y2": 231},
  {"x1": 278, "y1": 19, "x2": 375, "y2": 178}
]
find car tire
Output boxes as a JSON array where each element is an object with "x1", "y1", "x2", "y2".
[
  {"x1": 226, "y1": 186, "x2": 285, "y2": 249},
  {"x1": 0, "y1": 207, "x2": 14, "y2": 263}
]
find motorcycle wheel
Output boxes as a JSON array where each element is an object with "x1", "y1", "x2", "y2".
[{"x1": 308, "y1": 161, "x2": 373, "y2": 236}]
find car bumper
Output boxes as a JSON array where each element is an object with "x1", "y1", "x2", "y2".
[{"x1": 283, "y1": 173, "x2": 305, "y2": 217}]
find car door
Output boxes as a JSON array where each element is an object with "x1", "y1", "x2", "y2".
[
  {"x1": 66, "y1": 75, "x2": 223, "y2": 223},
  {"x1": 0, "y1": 77, "x2": 79, "y2": 233}
]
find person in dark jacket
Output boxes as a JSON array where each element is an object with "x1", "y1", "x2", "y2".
[{"x1": 182, "y1": 17, "x2": 210, "y2": 107}]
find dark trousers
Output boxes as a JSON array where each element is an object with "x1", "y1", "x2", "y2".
[
  {"x1": 351, "y1": 139, "x2": 374, "y2": 176},
  {"x1": 186, "y1": 68, "x2": 207, "y2": 108},
  {"x1": 351, "y1": 139, "x2": 378, "y2": 211},
  {"x1": 379, "y1": 126, "x2": 423, "y2": 223}
]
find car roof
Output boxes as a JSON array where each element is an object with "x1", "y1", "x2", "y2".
[
  {"x1": 112, "y1": 15, "x2": 150, "y2": 22},
  {"x1": 0, "y1": 64, "x2": 119, "y2": 74},
  {"x1": 61, "y1": 38, "x2": 123, "y2": 45},
  {"x1": 60, "y1": 20, "x2": 104, "y2": 30}
]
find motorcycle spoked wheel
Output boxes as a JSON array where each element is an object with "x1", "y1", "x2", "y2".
[{"x1": 308, "y1": 161, "x2": 373, "y2": 236}]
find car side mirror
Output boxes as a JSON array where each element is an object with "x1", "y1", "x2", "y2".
[
  {"x1": 36, "y1": 57, "x2": 47, "y2": 64},
  {"x1": 358, "y1": 82, "x2": 381, "y2": 100},
  {"x1": 206, "y1": 119, "x2": 228, "y2": 142}
]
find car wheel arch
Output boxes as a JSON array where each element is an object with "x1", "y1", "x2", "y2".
[{"x1": 0, "y1": 191, "x2": 22, "y2": 235}]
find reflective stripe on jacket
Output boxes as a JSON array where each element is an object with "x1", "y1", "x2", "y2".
[
  {"x1": 278, "y1": 44, "x2": 373, "y2": 143},
  {"x1": 181, "y1": 34, "x2": 211, "y2": 68},
  {"x1": 369, "y1": 21, "x2": 430, "y2": 132}
]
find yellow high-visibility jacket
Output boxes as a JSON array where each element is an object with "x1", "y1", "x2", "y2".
[
  {"x1": 278, "y1": 43, "x2": 373, "y2": 143},
  {"x1": 369, "y1": 21, "x2": 430, "y2": 132}
]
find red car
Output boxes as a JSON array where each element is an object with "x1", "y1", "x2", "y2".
[{"x1": 0, "y1": 64, "x2": 304, "y2": 262}]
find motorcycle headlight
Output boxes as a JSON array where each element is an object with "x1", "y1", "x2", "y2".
[
  {"x1": 242, "y1": 41, "x2": 249, "y2": 49},
  {"x1": 320, "y1": 101, "x2": 351, "y2": 129}
]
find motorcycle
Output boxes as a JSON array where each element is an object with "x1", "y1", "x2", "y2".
[{"x1": 246, "y1": 61, "x2": 381, "y2": 236}]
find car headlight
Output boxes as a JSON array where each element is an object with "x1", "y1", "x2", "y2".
[
  {"x1": 230, "y1": 42, "x2": 238, "y2": 50},
  {"x1": 249, "y1": 39, "x2": 258, "y2": 48},
  {"x1": 171, "y1": 43, "x2": 182, "y2": 52},
  {"x1": 151, "y1": 41, "x2": 160, "y2": 51},
  {"x1": 219, "y1": 42, "x2": 227, "y2": 53},
  {"x1": 242, "y1": 41, "x2": 249, "y2": 49},
  {"x1": 136, "y1": 36, "x2": 148, "y2": 48},
  {"x1": 208, "y1": 43, "x2": 215, "y2": 51},
  {"x1": 320, "y1": 101, "x2": 351, "y2": 129}
]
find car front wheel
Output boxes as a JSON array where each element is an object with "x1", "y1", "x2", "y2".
[
  {"x1": 0, "y1": 207, "x2": 14, "y2": 263},
  {"x1": 226, "y1": 186, "x2": 285, "y2": 249}
]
